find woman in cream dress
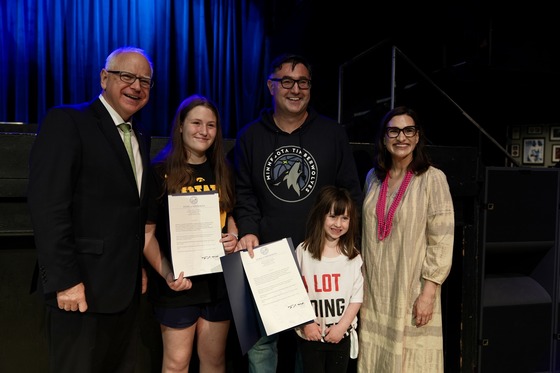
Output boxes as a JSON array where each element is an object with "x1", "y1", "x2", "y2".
[{"x1": 358, "y1": 106, "x2": 454, "y2": 373}]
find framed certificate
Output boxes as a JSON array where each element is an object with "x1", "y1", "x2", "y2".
[
  {"x1": 553, "y1": 145, "x2": 560, "y2": 163},
  {"x1": 527, "y1": 126, "x2": 542, "y2": 135}
]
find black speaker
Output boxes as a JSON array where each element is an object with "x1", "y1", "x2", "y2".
[
  {"x1": 479, "y1": 167, "x2": 560, "y2": 372},
  {"x1": 480, "y1": 276, "x2": 551, "y2": 372}
]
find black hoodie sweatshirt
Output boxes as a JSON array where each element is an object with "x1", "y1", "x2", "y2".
[{"x1": 233, "y1": 107, "x2": 362, "y2": 248}]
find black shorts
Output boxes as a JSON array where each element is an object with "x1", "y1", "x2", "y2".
[{"x1": 154, "y1": 297, "x2": 232, "y2": 328}]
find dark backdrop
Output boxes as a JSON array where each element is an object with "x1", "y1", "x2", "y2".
[{"x1": 2, "y1": 1, "x2": 559, "y2": 166}]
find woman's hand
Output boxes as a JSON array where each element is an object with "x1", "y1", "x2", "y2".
[{"x1": 413, "y1": 280, "x2": 437, "y2": 327}]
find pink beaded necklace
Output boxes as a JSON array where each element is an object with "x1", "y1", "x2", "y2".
[{"x1": 376, "y1": 170, "x2": 414, "y2": 241}]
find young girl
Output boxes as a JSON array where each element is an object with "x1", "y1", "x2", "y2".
[
  {"x1": 295, "y1": 185, "x2": 363, "y2": 373},
  {"x1": 143, "y1": 94, "x2": 238, "y2": 372}
]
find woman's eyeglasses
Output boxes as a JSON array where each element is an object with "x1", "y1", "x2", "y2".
[{"x1": 385, "y1": 126, "x2": 418, "y2": 138}]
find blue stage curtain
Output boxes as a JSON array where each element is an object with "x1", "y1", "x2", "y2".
[{"x1": 0, "y1": 0, "x2": 268, "y2": 138}]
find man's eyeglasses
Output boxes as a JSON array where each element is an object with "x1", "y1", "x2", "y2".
[
  {"x1": 386, "y1": 126, "x2": 418, "y2": 138},
  {"x1": 107, "y1": 70, "x2": 154, "y2": 89},
  {"x1": 270, "y1": 78, "x2": 311, "y2": 90}
]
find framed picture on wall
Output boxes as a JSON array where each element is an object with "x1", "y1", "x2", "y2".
[
  {"x1": 523, "y1": 138, "x2": 544, "y2": 165},
  {"x1": 510, "y1": 144, "x2": 520, "y2": 157},
  {"x1": 553, "y1": 145, "x2": 560, "y2": 163},
  {"x1": 550, "y1": 127, "x2": 560, "y2": 140},
  {"x1": 527, "y1": 126, "x2": 542, "y2": 135}
]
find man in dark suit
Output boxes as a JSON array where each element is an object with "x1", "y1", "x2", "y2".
[{"x1": 28, "y1": 46, "x2": 154, "y2": 373}]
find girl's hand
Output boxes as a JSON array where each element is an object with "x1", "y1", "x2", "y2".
[
  {"x1": 302, "y1": 323, "x2": 323, "y2": 342},
  {"x1": 221, "y1": 233, "x2": 239, "y2": 254},
  {"x1": 166, "y1": 271, "x2": 192, "y2": 291},
  {"x1": 324, "y1": 324, "x2": 345, "y2": 343}
]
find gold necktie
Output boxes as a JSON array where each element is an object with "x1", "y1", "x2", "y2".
[{"x1": 118, "y1": 123, "x2": 137, "y2": 180}]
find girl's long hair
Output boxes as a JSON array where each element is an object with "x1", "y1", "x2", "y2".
[
  {"x1": 153, "y1": 94, "x2": 235, "y2": 212},
  {"x1": 302, "y1": 186, "x2": 359, "y2": 260}
]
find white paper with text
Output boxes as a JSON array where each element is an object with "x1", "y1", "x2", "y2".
[
  {"x1": 240, "y1": 238, "x2": 315, "y2": 335},
  {"x1": 168, "y1": 192, "x2": 224, "y2": 277}
]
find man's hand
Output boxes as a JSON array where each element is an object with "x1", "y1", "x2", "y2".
[
  {"x1": 141, "y1": 267, "x2": 148, "y2": 294},
  {"x1": 235, "y1": 234, "x2": 259, "y2": 258},
  {"x1": 57, "y1": 282, "x2": 88, "y2": 312}
]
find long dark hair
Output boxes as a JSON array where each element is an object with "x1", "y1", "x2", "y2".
[
  {"x1": 301, "y1": 186, "x2": 359, "y2": 260},
  {"x1": 153, "y1": 94, "x2": 235, "y2": 213},
  {"x1": 373, "y1": 106, "x2": 431, "y2": 181}
]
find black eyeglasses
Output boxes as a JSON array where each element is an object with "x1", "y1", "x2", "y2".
[
  {"x1": 386, "y1": 126, "x2": 418, "y2": 138},
  {"x1": 106, "y1": 70, "x2": 154, "y2": 89},
  {"x1": 269, "y1": 77, "x2": 312, "y2": 90}
]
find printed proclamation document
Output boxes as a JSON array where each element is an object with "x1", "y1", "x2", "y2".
[
  {"x1": 168, "y1": 192, "x2": 224, "y2": 277},
  {"x1": 240, "y1": 238, "x2": 315, "y2": 335}
]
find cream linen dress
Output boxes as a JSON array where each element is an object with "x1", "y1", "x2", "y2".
[{"x1": 358, "y1": 166, "x2": 454, "y2": 373}]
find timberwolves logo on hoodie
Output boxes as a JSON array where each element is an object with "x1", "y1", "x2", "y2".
[{"x1": 263, "y1": 145, "x2": 317, "y2": 202}]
